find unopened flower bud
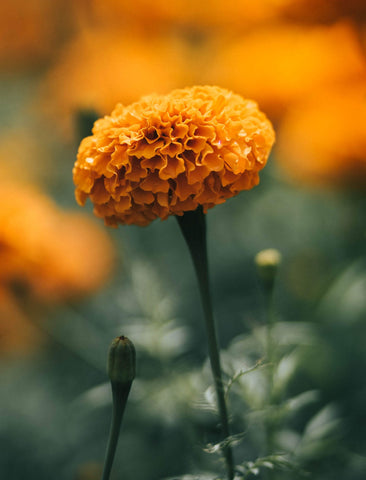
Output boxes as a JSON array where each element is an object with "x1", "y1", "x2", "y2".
[
  {"x1": 255, "y1": 248, "x2": 282, "y2": 291},
  {"x1": 107, "y1": 336, "x2": 136, "y2": 385},
  {"x1": 103, "y1": 336, "x2": 136, "y2": 480}
]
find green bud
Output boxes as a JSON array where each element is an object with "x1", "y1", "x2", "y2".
[
  {"x1": 107, "y1": 336, "x2": 136, "y2": 385},
  {"x1": 254, "y1": 248, "x2": 282, "y2": 291}
]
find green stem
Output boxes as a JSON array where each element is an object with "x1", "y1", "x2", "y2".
[
  {"x1": 177, "y1": 207, "x2": 234, "y2": 480},
  {"x1": 101, "y1": 381, "x2": 132, "y2": 480},
  {"x1": 264, "y1": 286, "x2": 275, "y2": 480},
  {"x1": 265, "y1": 287, "x2": 275, "y2": 383}
]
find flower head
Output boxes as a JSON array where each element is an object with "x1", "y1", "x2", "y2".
[
  {"x1": 74, "y1": 0, "x2": 286, "y2": 32},
  {"x1": 0, "y1": 0, "x2": 72, "y2": 72},
  {"x1": 0, "y1": 182, "x2": 114, "y2": 302},
  {"x1": 0, "y1": 287, "x2": 44, "y2": 355},
  {"x1": 73, "y1": 86, "x2": 275, "y2": 226},
  {"x1": 42, "y1": 29, "x2": 190, "y2": 138},
  {"x1": 277, "y1": 0, "x2": 366, "y2": 24},
  {"x1": 276, "y1": 83, "x2": 366, "y2": 188},
  {"x1": 210, "y1": 22, "x2": 366, "y2": 120}
]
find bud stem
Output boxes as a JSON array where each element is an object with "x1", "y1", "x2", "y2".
[
  {"x1": 254, "y1": 249, "x2": 281, "y2": 480},
  {"x1": 264, "y1": 286, "x2": 276, "y2": 467},
  {"x1": 176, "y1": 207, "x2": 234, "y2": 480},
  {"x1": 101, "y1": 381, "x2": 132, "y2": 480}
]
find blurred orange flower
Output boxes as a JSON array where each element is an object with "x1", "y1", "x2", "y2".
[
  {"x1": 0, "y1": 0, "x2": 73, "y2": 71},
  {"x1": 75, "y1": 0, "x2": 366, "y2": 33},
  {"x1": 74, "y1": 86, "x2": 275, "y2": 227},
  {"x1": 209, "y1": 22, "x2": 366, "y2": 120},
  {"x1": 73, "y1": 0, "x2": 366, "y2": 35},
  {"x1": 0, "y1": 183, "x2": 114, "y2": 303},
  {"x1": 41, "y1": 29, "x2": 191, "y2": 138},
  {"x1": 0, "y1": 128, "x2": 52, "y2": 184},
  {"x1": 276, "y1": 84, "x2": 366, "y2": 188},
  {"x1": 73, "y1": 0, "x2": 285, "y2": 32},
  {"x1": 277, "y1": 0, "x2": 366, "y2": 24},
  {"x1": 74, "y1": 462, "x2": 103, "y2": 480},
  {"x1": 0, "y1": 287, "x2": 44, "y2": 355}
]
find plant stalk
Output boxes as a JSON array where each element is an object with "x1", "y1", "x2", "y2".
[
  {"x1": 101, "y1": 381, "x2": 132, "y2": 480},
  {"x1": 177, "y1": 207, "x2": 234, "y2": 480},
  {"x1": 263, "y1": 279, "x2": 276, "y2": 480}
]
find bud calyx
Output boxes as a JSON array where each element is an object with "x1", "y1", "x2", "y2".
[{"x1": 107, "y1": 336, "x2": 136, "y2": 385}]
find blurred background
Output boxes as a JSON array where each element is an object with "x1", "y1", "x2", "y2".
[{"x1": 0, "y1": 1, "x2": 365, "y2": 479}]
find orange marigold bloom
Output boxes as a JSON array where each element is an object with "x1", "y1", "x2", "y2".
[
  {"x1": 0, "y1": 0, "x2": 74, "y2": 72},
  {"x1": 277, "y1": 0, "x2": 366, "y2": 24},
  {"x1": 41, "y1": 29, "x2": 191, "y2": 138},
  {"x1": 0, "y1": 287, "x2": 44, "y2": 355},
  {"x1": 0, "y1": 183, "x2": 114, "y2": 302},
  {"x1": 73, "y1": 0, "x2": 286, "y2": 32},
  {"x1": 0, "y1": 127, "x2": 52, "y2": 184},
  {"x1": 276, "y1": 84, "x2": 366, "y2": 188},
  {"x1": 209, "y1": 22, "x2": 366, "y2": 120},
  {"x1": 73, "y1": 86, "x2": 275, "y2": 227},
  {"x1": 76, "y1": 0, "x2": 366, "y2": 33}
]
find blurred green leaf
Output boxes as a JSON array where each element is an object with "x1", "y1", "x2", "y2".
[
  {"x1": 296, "y1": 404, "x2": 342, "y2": 459},
  {"x1": 237, "y1": 454, "x2": 299, "y2": 479},
  {"x1": 318, "y1": 257, "x2": 366, "y2": 324}
]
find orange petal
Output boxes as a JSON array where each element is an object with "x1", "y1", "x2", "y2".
[
  {"x1": 131, "y1": 188, "x2": 155, "y2": 205},
  {"x1": 140, "y1": 173, "x2": 170, "y2": 193},
  {"x1": 125, "y1": 156, "x2": 148, "y2": 181},
  {"x1": 159, "y1": 156, "x2": 185, "y2": 180},
  {"x1": 175, "y1": 174, "x2": 201, "y2": 200},
  {"x1": 223, "y1": 151, "x2": 246, "y2": 174},
  {"x1": 186, "y1": 164, "x2": 211, "y2": 184},
  {"x1": 141, "y1": 154, "x2": 166, "y2": 171},
  {"x1": 201, "y1": 152, "x2": 224, "y2": 172},
  {"x1": 90, "y1": 179, "x2": 111, "y2": 204},
  {"x1": 114, "y1": 196, "x2": 132, "y2": 213}
]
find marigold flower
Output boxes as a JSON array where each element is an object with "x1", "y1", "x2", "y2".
[
  {"x1": 0, "y1": 287, "x2": 44, "y2": 355},
  {"x1": 276, "y1": 84, "x2": 366, "y2": 188},
  {"x1": 74, "y1": 0, "x2": 285, "y2": 32},
  {"x1": 209, "y1": 22, "x2": 366, "y2": 120},
  {"x1": 0, "y1": 128, "x2": 50, "y2": 183},
  {"x1": 41, "y1": 29, "x2": 191, "y2": 138},
  {"x1": 0, "y1": 183, "x2": 114, "y2": 302},
  {"x1": 77, "y1": 0, "x2": 366, "y2": 33},
  {"x1": 73, "y1": 86, "x2": 275, "y2": 227},
  {"x1": 0, "y1": 0, "x2": 73, "y2": 71},
  {"x1": 277, "y1": 0, "x2": 366, "y2": 24},
  {"x1": 75, "y1": 462, "x2": 103, "y2": 480}
]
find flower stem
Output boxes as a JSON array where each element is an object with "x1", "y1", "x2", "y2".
[
  {"x1": 255, "y1": 249, "x2": 281, "y2": 480},
  {"x1": 264, "y1": 288, "x2": 275, "y2": 471},
  {"x1": 101, "y1": 381, "x2": 132, "y2": 480},
  {"x1": 265, "y1": 286, "x2": 275, "y2": 386},
  {"x1": 177, "y1": 207, "x2": 234, "y2": 480},
  {"x1": 261, "y1": 277, "x2": 277, "y2": 480}
]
